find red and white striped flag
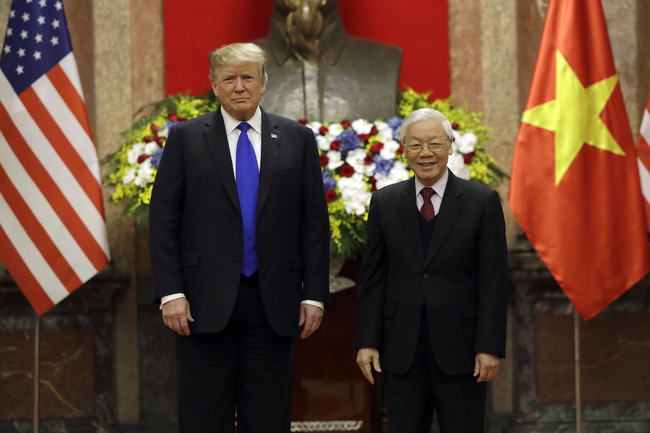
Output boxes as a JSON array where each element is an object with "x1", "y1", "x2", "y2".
[
  {"x1": 637, "y1": 91, "x2": 650, "y2": 231},
  {"x1": 0, "y1": 0, "x2": 110, "y2": 315}
]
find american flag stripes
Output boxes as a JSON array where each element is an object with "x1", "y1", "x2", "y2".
[
  {"x1": 0, "y1": 0, "x2": 110, "y2": 315},
  {"x1": 636, "y1": 91, "x2": 650, "y2": 231}
]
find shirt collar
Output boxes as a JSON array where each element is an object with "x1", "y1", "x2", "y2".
[
  {"x1": 221, "y1": 106, "x2": 263, "y2": 136},
  {"x1": 415, "y1": 169, "x2": 449, "y2": 198}
]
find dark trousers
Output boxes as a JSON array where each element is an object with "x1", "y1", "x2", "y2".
[
  {"x1": 386, "y1": 312, "x2": 486, "y2": 433},
  {"x1": 176, "y1": 274, "x2": 294, "y2": 433}
]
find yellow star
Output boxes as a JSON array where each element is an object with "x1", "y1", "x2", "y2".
[{"x1": 522, "y1": 50, "x2": 624, "y2": 185}]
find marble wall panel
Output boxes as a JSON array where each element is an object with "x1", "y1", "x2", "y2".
[
  {"x1": 0, "y1": 329, "x2": 95, "y2": 420},
  {"x1": 536, "y1": 313, "x2": 650, "y2": 404}
]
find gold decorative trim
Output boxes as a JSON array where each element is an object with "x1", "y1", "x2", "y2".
[{"x1": 290, "y1": 420, "x2": 363, "y2": 432}]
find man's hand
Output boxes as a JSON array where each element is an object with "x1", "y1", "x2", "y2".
[
  {"x1": 161, "y1": 298, "x2": 194, "y2": 336},
  {"x1": 356, "y1": 348, "x2": 382, "y2": 385},
  {"x1": 299, "y1": 304, "x2": 323, "y2": 339},
  {"x1": 474, "y1": 352, "x2": 500, "y2": 383}
]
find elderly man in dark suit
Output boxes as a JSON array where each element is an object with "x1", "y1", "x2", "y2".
[
  {"x1": 355, "y1": 108, "x2": 508, "y2": 433},
  {"x1": 149, "y1": 42, "x2": 330, "y2": 433}
]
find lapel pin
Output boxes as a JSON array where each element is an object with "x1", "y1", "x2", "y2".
[{"x1": 271, "y1": 133, "x2": 278, "y2": 139}]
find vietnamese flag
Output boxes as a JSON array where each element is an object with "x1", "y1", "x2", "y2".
[{"x1": 508, "y1": 0, "x2": 650, "y2": 320}]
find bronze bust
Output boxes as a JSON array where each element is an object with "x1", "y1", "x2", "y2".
[{"x1": 253, "y1": 0, "x2": 402, "y2": 122}]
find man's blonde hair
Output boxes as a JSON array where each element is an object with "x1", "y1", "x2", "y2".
[{"x1": 209, "y1": 43, "x2": 268, "y2": 82}]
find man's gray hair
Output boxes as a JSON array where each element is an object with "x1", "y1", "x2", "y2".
[
  {"x1": 400, "y1": 108, "x2": 453, "y2": 144},
  {"x1": 209, "y1": 42, "x2": 268, "y2": 82}
]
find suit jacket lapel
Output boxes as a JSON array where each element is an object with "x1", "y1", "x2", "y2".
[
  {"x1": 424, "y1": 171, "x2": 464, "y2": 265},
  {"x1": 396, "y1": 177, "x2": 425, "y2": 262},
  {"x1": 203, "y1": 110, "x2": 240, "y2": 212},
  {"x1": 257, "y1": 109, "x2": 281, "y2": 216}
]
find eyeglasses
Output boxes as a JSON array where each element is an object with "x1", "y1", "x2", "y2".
[{"x1": 403, "y1": 142, "x2": 449, "y2": 154}]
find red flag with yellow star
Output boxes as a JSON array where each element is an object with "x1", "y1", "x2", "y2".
[{"x1": 508, "y1": 0, "x2": 650, "y2": 320}]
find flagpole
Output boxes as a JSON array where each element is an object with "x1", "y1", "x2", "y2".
[
  {"x1": 573, "y1": 307, "x2": 582, "y2": 433},
  {"x1": 33, "y1": 313, "x2": 40, "y2": 433}
]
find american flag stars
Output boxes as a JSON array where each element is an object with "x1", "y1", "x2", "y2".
[{"x1": 1, "y1": 0, "x2": 70, "y2": 91}]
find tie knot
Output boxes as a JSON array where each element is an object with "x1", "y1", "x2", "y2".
[
  {"x1": 421, "y1": 187, "x2": 435, "y2": 200},
  {"x1": 237, "y1": 122, "x2": 251, "y2": 133}
]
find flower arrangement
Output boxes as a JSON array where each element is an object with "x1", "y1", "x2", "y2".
[{"x1": 104, "y1": 89, "x2": 506, "y2": 259}]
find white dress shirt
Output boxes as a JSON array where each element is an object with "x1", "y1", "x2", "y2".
[{"x1": 414, "y1": 168, "x2": 449, "y2": 215}]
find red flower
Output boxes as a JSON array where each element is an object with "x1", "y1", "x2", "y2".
[
  {"x1": 143, "y1": 136, "x2": 154, "y2": 143},
  {"x1": 359, "y1": 133, "x2": 370, "y2": 143},
  {"x1": 151, "y1": 124, "x2": 159, "y2": 133},
  {"x1": 320, "y1": 154, "x2": 329, "y2": 166},
  {"x1": 298, "y1": 118, "x2": 308, "y2": 125},
  {"x1": 397, "y1": 144, "x2": 404, "y2": 155},
  {"x1": 137, "y1": 154, "x2": 150, "y2": 163},
  {"x1": 168, "y1": 113, "x2": 178, "y2": 122},
  {"x1": 178, "y1": 117, "x2": 187, "y2": 121},
  {"x1": 364, "y1": 153, "x2": 374, "y2": 164},
  {"x1": 319, "y1": 125, "x2": 329, "y2": 135},
  {"x1": 370, "y1": 125, "x2": 378, "y2": 136},
  {"x1": 369, "y1": 177, "x2": 377, "y2": 192},
  {"x1": 462, "y1": 151, "x2": 476, "y2": 165},
  {"x1": 155, "y1": 136, "x2": 166, "y2": 146},
  {"x1": 370, "y1": 142, "x2": 384, "y2": 154},
  {"x1": 325, "y1": 189, "x2": 338, "y2": 203},
  {"x1": 339, "y1": 164, "x2": 355, "y2": 177},
  {"x1": 341, "y1": 119, "x2": 351, "y2": 129},
  {"x1": 330, "y1": 140, "x2": 341, "y2": 151},
  {"x1": 451, "y1": 122, "x2": 459, "y2": 130}
]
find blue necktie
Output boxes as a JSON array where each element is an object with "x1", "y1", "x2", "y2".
[{"x1": 236, "y1": 122, "x2": 259, "y2": 276}]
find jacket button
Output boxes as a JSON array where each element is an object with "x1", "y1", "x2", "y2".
[
  {"x1": 235, "y1": 220, "x2": 242, "y2": 228},
  {"x1": 235, "y1": 253, "x2": 242, "y2": 260},
  {"x1": 423, "y1": 273, "x2": 430, "y2": 280}
]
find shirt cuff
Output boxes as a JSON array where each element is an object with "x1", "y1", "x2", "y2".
[
  {"x1": 159, "y1": 293, "x2": 186, "y2": 310},
  {"x1": 301, "y1": 300, "x2": 324, "y2": 309}
]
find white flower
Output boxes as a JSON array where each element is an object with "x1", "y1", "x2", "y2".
[
  {"x1": 379, "y1": 140, "x2": 401, "y2": 160},
  {"x1": 158, "y1": 127, "x2": 170, "y2": 138},
  {"x1": 338, "y1": 173, "x2": 371, "y2": 215},
  {"x1": 122, "y1": 167, "x2": 136, "y2": 184},
  {"x1": 344, "y1": 199, "x2": 369, "y2": 215},
  {"x1": 316, "y1": 135, "x2": 330, "y2": 152},
  {"x1": 351, "y1": 119, "x2": 373, "y2": 135},
  {"x1": 326, "y1": 123, "x2": 344, "y2": 138},
  {"x1": 346, "y1": 148, "x2": 375, "y2": 175},
  {"x1": 374, "y1": 160, "x2": 410, "y2": 190},
  {"x1": 374, "y1": 121, "x2": 394, "y2": 143},
  {"x1": 306, "y1": 121, "x2": 323, "y2": 137},
  {"x1": 127, "y1": 143, "x2": 145, "y2": 164},
  {"x1": 327, "y1": 150, "x2": 344, "y2": 170},
  {"x1": 453, "y1": 131, "x2": 478, "y2": 154},
  {"x1": 134, "y1": 159, "x2": 154, "y2": 187},
  {"x1": 144, "y1": 141, "x2": 159, "y2": 155},
  {"x1": 447, "y1": 153, "x2": 470, "y2": 180}
]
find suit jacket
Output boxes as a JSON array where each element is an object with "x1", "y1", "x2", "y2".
[
  {"x1": 149, "y1": 108, "x2": 330, "y2": 336},
  {"x1": 355, "y1": 171, "x2": 508, "y2": 375}
]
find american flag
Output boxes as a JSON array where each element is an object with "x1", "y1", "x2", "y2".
[
  {"x1": 0, "y1": 0, "x2": 110, "y2": 315},
  {"x1": 637, "y1": 91, "x2": 650, "y2": 231}
]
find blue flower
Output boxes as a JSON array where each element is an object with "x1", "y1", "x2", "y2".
[
  {"x1": 150, "y1": 147, "x2": 164, "y2": 168},
  {"x1": 374, "y1": 157, "x2": 394, "y2": 176},
  {"x1": 337, "y1": 131, "x2": 362, "y2": 157},
  {"x1": 322, "y1": 170, "x2": 337, "y2": 190},
  {"x1": 387, "y1": 117, "x2": 403, "y2": 141}
]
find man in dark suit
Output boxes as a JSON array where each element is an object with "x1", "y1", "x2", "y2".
[
  {"x1": 355, "y1": 108, "x2": 508, "y2": 433},
  {"x1": 149, "y1": 42, "x2": 330, "y2": 433}
]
